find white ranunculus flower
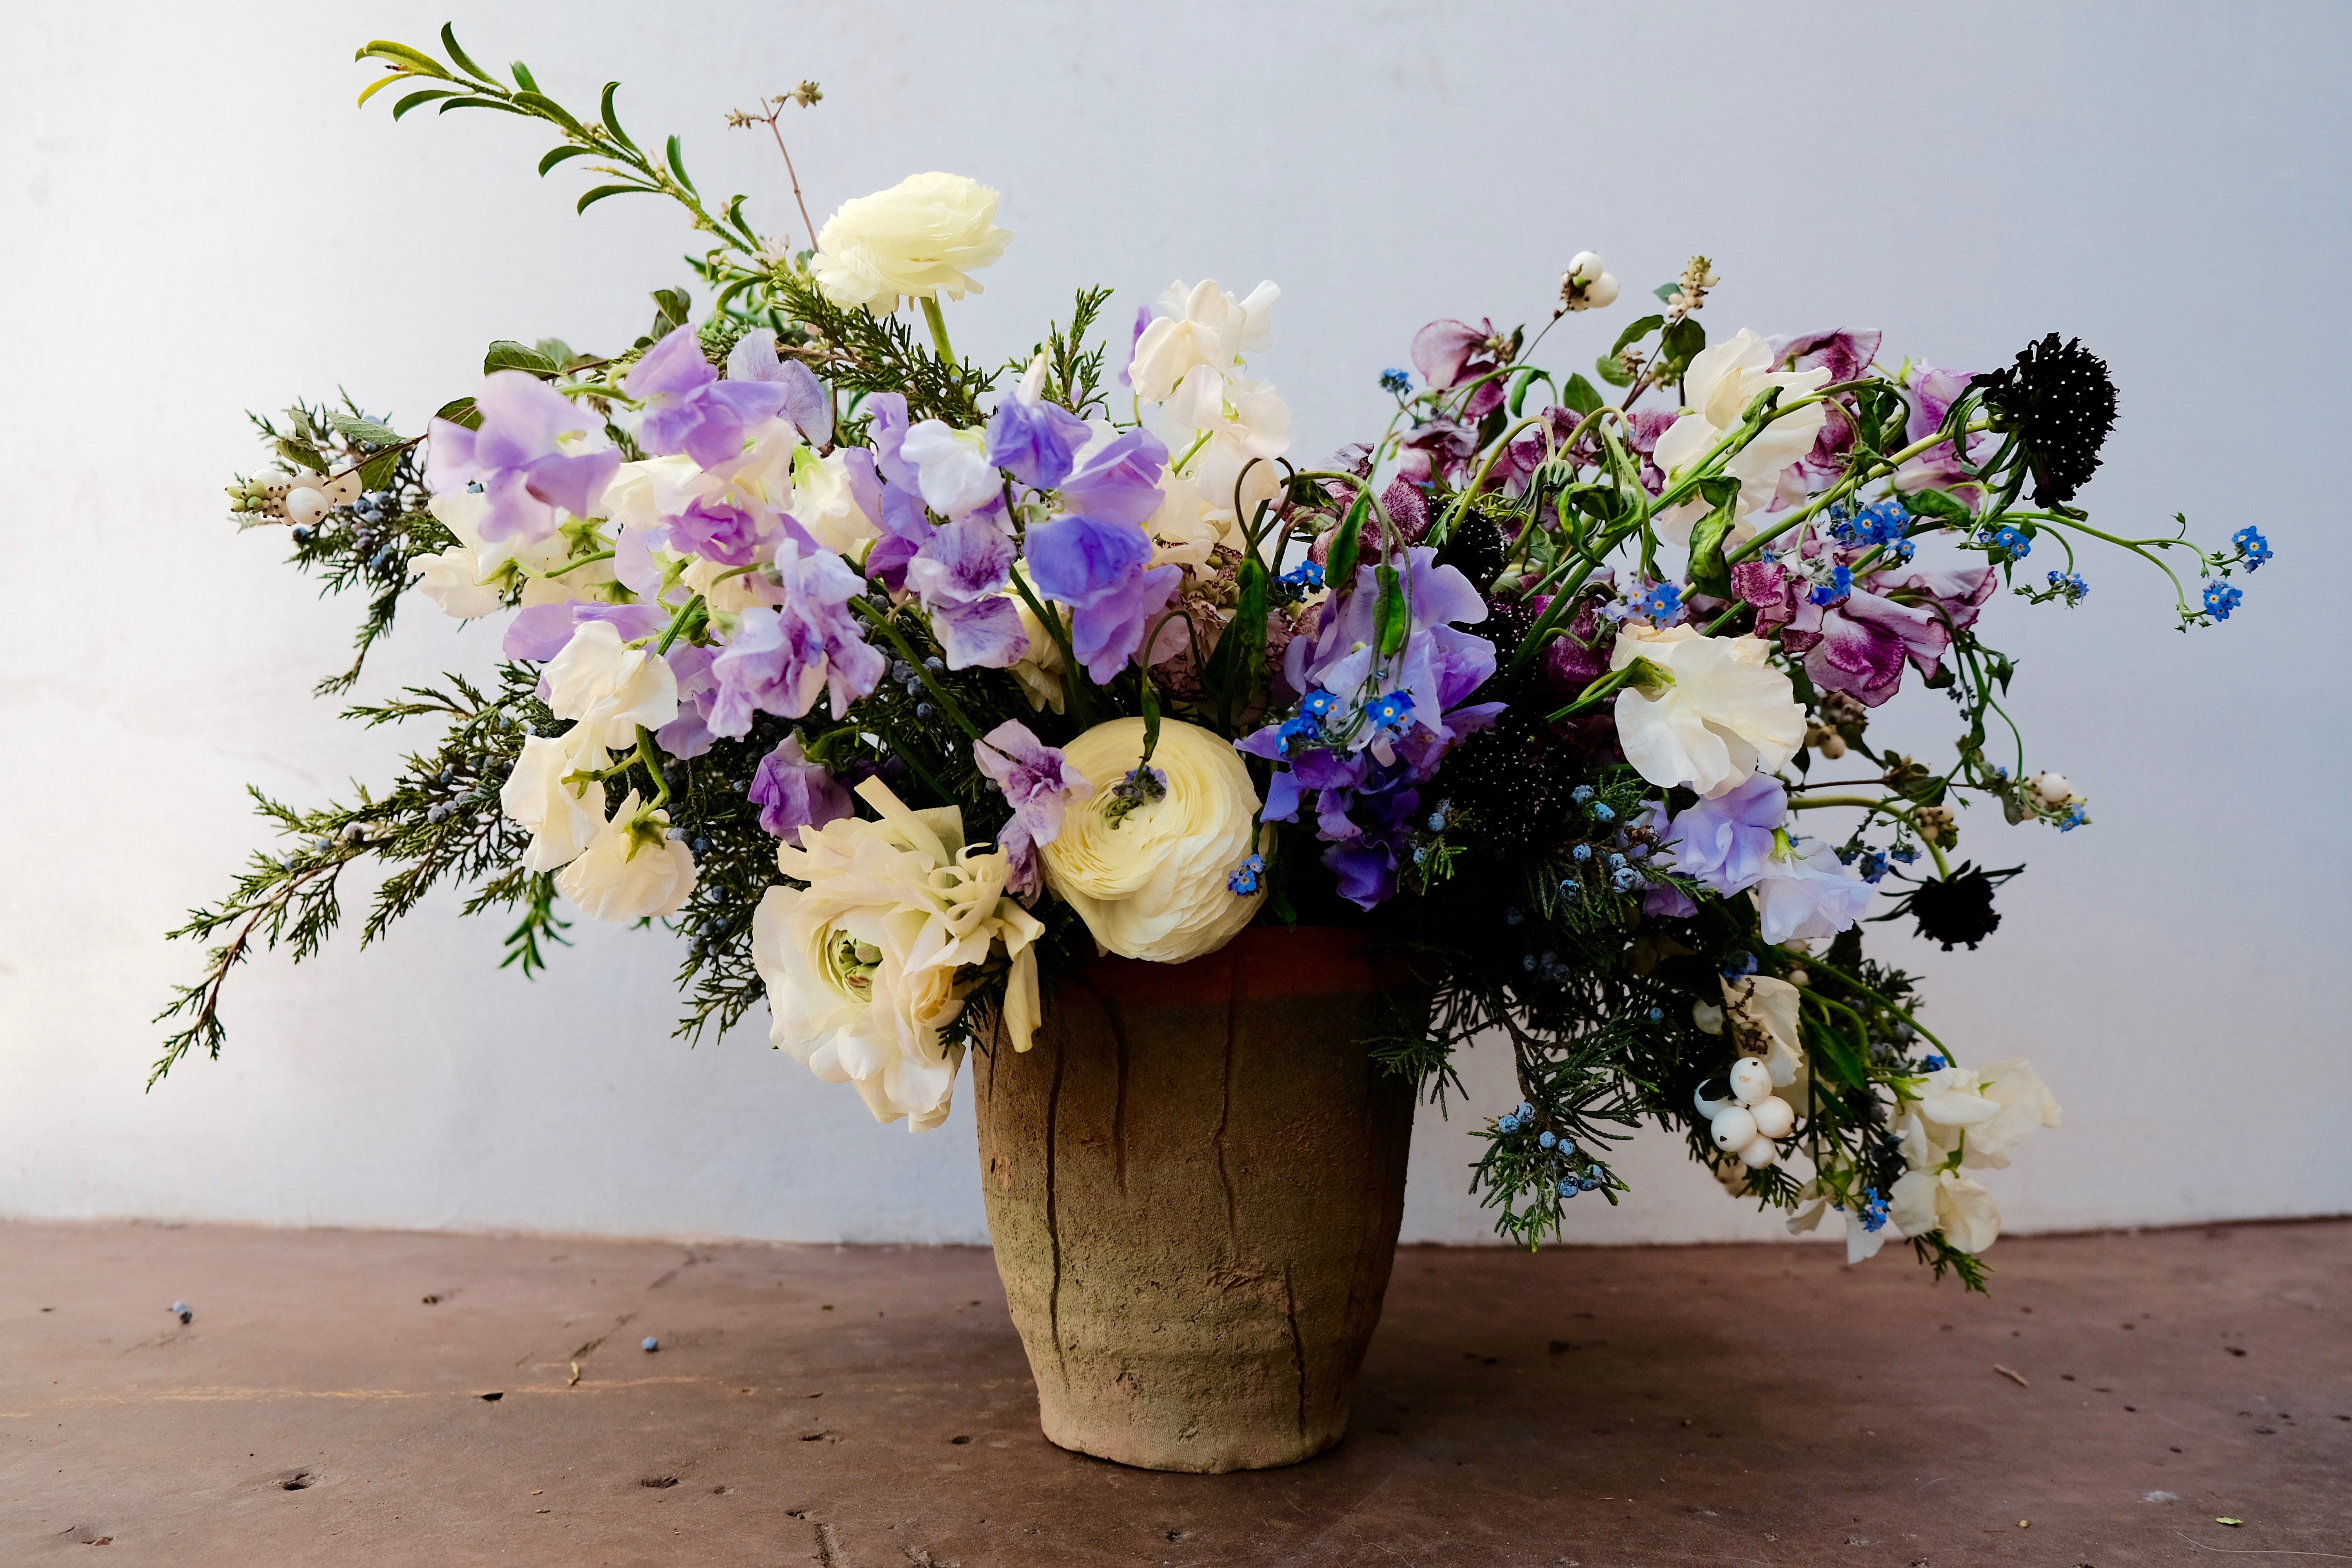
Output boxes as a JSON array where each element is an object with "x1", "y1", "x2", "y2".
[
  {"x1": 500, "y1": 732, "x2": 606, "y2": 872},
  {"x1": 1611, "y1": 626, "x2": 1804, "y2": 798},
  {"x1": 899, "y1": 419, "x2": 1000, "y2": 518},
  {"x1": 543, "y1": 620, "x2": 679, "y2": 751},
  {"x1": 414, "y1": 546, "x2": 505, "y2": 619},
  {"x1": 1962, "y1": 1058, "x2": 2064, "y2": 1168},
  {"x1": 1040, "y1": 717, "x2": 1267, "y2": 963},
  {"x1": 1651, "y1": 328, "x2": 1834, "y2": 542},
  {"x1": 553, "y1": 791, "x2": 697, "y2": 922},
  {"x1": 751, "y1": 778, "x2": 1044, "y2": 1131},
  {"x1": 811, "y1": 172, "x2": 1013, "y2": 312},
  {"x1": 1888, "y1": 1167, "x2": 2001, "y2": 1254}
]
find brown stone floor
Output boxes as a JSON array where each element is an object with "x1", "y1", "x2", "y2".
[{"x1": 1, "y1": 1218, "x2": 2345, "y2": 1566}]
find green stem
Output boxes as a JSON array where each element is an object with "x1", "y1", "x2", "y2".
[
  {"x1": 654, "y1": 593, "x2": 705, "y2": 655},
  {"x1": 546, "y1": 550, "x2": 616, "y2": 578},
  {"x1": 633, "y1": 726, "x2": 671, "y2": 808},
  {"x1": 1800, "y1": 955, "x2": 1953, "y2": 1061},
  {"x1": 919, "y1": 295, "x2": 956, "y2": 365}
]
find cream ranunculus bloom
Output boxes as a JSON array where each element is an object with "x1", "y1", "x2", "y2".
[
  {"x1": 811, "y1": 172, "x2": 1013, "y2": 312},
  {"x1": 1611, "y1": 626, "x2": 1804, "y2": 798},
  {"x1": 1040, "y1": 717, "x2": 1267, "y2": 962},
  {"x1": 1651, "y1": 327, "x2": 1833, "y2": 542},
  {"x1": 553, "y1": 791, "x2": 698, "y2": 922},
  {"x1": 751, "y1": 778, "x2": 1044, "y2": 1131},
  {"x1": 1888, "y1": 1167, "x2": 2002, "y2": 1254}
]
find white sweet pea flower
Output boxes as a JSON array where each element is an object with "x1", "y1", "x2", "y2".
[
  {"x1": 751, "y1": 777, "x2": 1044, "y2": 1131},
  {"x1": 1888, "y1": 1167, "x2": 2002, "y2": 1254},
  {"x1": 1786, "y1": 1191, "x2": 1893, "y2": 1265},
  {"x1": 789, "y1": 446, "x2": 882, "y2": 555},
  {"x1": 1652, "y1": 328, "x2": 1834, "y2": 542},
  {"x1": 1610, "y1": 626, "x2": 1804, "y2": 798},
  {"x1": 543, "y1": 619, "x2": 679, "y2": 751},
  {"x1": 1128, "y1": 279, "x2": 1292, "y2": 522},
  {"x1": 899, "y1": 419, "x2": 1000, "y2": 518},
  {"x1": 1962, "y1": 1058, "x2": 2064, "y2": 1169},
  {"x1": 1006, "y1": 585, "x2": 1068, "y2": 713},
  {"x1": 1720, "y1": 973, "x2": 1804, "y2": 1090},
  {"x1": 414, "y1": 546, "x2": 505, "y2": 619},
  {"x1": 499, "y1": 732, "x2": 606, "y2": 872},
  {"x1": 554, "y1": 790, "x2": 697, "y2": 922},
  {"x1": 1127, "y1": 278, "x2": 1279, "y2": 401},
  {"x1": 811, "y1": 171, "x2": 1013, "y2": 312},
  {"x1": 428, "y1": 488, "x2": 573, "y2": 583}
]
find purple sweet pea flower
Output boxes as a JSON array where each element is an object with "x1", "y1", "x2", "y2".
[
  {"x1": 665, "y1": 496, "x2": 768, "y2": 568},
  {"x1": 1115, "y1": 305, "x2": 1150, "y2": 388},
  {"x1": 905, "y1": 518, "x2": 1029, "y2": 669},
  {"x1": 503, "y1": 599, "x2": 667, "y2": 662},
  {"x1": 725, "y1": 328, "x2": 834, "y2": 446},
  {"x1": 748, "y1": 731, "x2": 854, "y2": 838},
  {"x1": 1022, "y1": 514, "x2": 1181, "y2": 684},
  {"x1": 1657, "y1": 773, "x2": 1788, "y2": 895},
  {"x1": 624, "y1": 326, "x2": 789, "y2": 471},
  {"x1": 1058, "y1": 427, "x2": 1169, "y2": 527},
  {"x1": 1743, "y1": 546, "x2": 1995, "y2": 707},
  {"x1": 425, "y1": 371, "x2": 619, "y2": 545},
  {"x1": 706, "y1": 538, "x2": 885, "y2": 732},
  {"x1": 972, "y1": 719, "x2": 1093, "y2": 900},
  {"x1": 1754, "y1": 837, "x2": 1875, "y2": 944},
  {"x1": 987, "y1": 392, "x2": 1092, "y2": 490},
  {"x1": 1891, "y1": 363, "x2": 1994, "y2": 499},
  {"x1": 654, "y1": 644, "x2": 721, "y2": 759},
  {"x1": 1321, "y1": 782, "x2": 1422, "y2": 910},
  {"x1": 863, "y1": 393, "x2": 922, "y2": 492},
  {"x1": 1410, "y1": 318, "x2": 1507, "y2": 421}
]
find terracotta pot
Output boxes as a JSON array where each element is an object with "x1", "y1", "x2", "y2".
[{"x1": 973, "y1": 927, "x2": 1426, "y2": 1472}]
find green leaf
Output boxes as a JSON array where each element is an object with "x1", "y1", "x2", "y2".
[
  {"x1": 649, "y1": 288, "x2": 693, "y2": 337},
  {"x1": 1374, "y1": 563, "x2": 1409, "y2": 657},
  {"x1": 436, "y1": 96, "x2": 531, "y2": 117},
  {"x1": 1661, "y1": 315, "x2": 1706, "y2": 365},
  {"x1": 357, "y1": 449, "x2": 403, "y2": 491},
  {"x1": 1560, "y1": 372, "x2": 1602, "y2": 417},
  {"x1": 576, "y1": 182, "x2": 656, "y2": 214},
  {"x1": 1324, "y1": 496, "x2": 1367, "y2": 592},
  {"x1": 1905, "y1": 487, "x2": 1972, "y2": 524},
  {"x1": 432, "y1": 396, "x2": 482, "y2": 431},
  {"x1": 514, "y1": 90, "x2": 584, "y2": 135},
  {"x1": 439, "y1": 23, "x2": 498, "y2": 84},
  {"x1": 509, "y1": 60, "x2": 541, "y2": 94},
  {"x1": 274, "y1": 437, "x2": 329, "y2": 475},
  {"x1": 1609, "y1": 313, "x2": 1664, "y2": 358},
  {"x1": 482, "y1": 340, "x2": 559, "y2": 377},
  {"x1": 538, "y1": 143, "x2": 597, "y2": 176},
  {"x1": 1804, "y1": 1015, "x2": 1869, "y2": 1091},
  {"x1": 665, "y1": 134, "x2": 698, "y2": 196},
  {"x1": 391, "y1": 87, "x2": 464, "y2": 119},
  {"x1": 1652, "y1": 281, "x2": 1680, "y2": 304},
  {"x1": 1138, "y1": 671, "x2": 1162, "y2": 761},
  {"x1": 327, "y1": 413, "x2": 403, "y2": 446},
  {"x1": 533, "y1": 338, "x2": 580, "y2": 369},
  {"x1": 1506, "y1": 367, "x2": 1549, "y2": 418},
  {"x1": 357, "y1": 71, "x2": 421, "y2": 109},
  {"x1": 1198, "y1": 557, "x2": 1269, "y2": 725},
  {"x1": 354, "y1": 41, "x2": 453, "y2": 79},
  {"x1": 1685, "y1": 477, "x2": 1741, "y2": 598},
  {"x1": 599, "y1": 82, "x2": 639, "y2": 152},
  {"x1": 1595, "y1": 353, "x2": 1634, "y2": 389}
]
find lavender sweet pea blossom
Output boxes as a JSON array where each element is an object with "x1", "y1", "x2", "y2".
[
  {"x1": 971, "y1": 719, "x2": 1093, "y2": 899},
  {"x1": 1742, "y1": 547, "x2": 1996, "y2": 707},
  {"x1": 1753, "y1": 836, "x2": 1875, "y2": 944},
  {"x1": 425, "y1": 372, "x2": 619, "y2": 545},
  {"x1": 624, "y1": 326, "x2": 788, "y2": 470},
  {"x1": 656, "y1": 644, "x2": 720, "y2": 759},
  {"x1": 1022, "y1": 514, "x2": 1181, "y2": 684},
  {"x1": 1892, "y1": 363, "x2": 1994, "y2": 499},
  {"x1": 904, "y1": 519, "x2": 1029, "y2": 668},
  {"x1": 504, "y1": 599, "x2": 667, "y2": 662},
  {"x1": 748, "y1": 731, "x2": 854, "y2": 837},
  {"x1": 1058, "y1": 426, "x2": 1169, "y2": 527},
  {"x1": 725, "y1": 328, "x2": 834, "y2": 446},
  {"x1": 1656, "y1": 774, "x2": 1787, "y2": 895},
  {"x1": 987, "y1": 388, "x2": 1091, "y2": 490},
  {"x1": 707, "y1": 538, "x2": 886, "y2": 733}
]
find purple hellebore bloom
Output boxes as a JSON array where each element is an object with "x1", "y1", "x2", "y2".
[
  {"x1": 707, "y1": 538, "x2": 886, "y2": 733},
  {"x1": 624, "y1": 326, "x2": 789, "y2": 471},
  {"x1": 655, "y1": 644, "x2": 721, "y2": 759},
  {"x1": 905, "y1": 518, "x2": 1029, "y2": 669},
  {"x1": 1022, "y1": 514, "x2": 1181, "y2": 684},
  {"x1": 748, "y1": 731, "x2": 855, "y2": 838},
  {"x1": 425, "y1": 372, "x2": 619, "y2": 545},
  {"x1": 987, "y1": 392, "x2": 1092, "y2": 490},
  {"x1": 1058, "y1": 427, "x2": 1169, "y2": 527},
  {"x1": 971, "y1": 719, "x2": 1093, "y2": 900},
  {"x1": 1657, "y1": 773, "x2": 1788, "y2": 896},
  {"x1": 503, "y1": 599, "x2": 667, "y2": 662},
  {"x1": 1753, "y1": 838, "x2": 1875, "y2": 944},
  {"x1": 1743, "y1": 548, "x2": 1996, "y2": 707},
  {"x1": 725, "y1": 328, "x2": 833, "y2": 446}
]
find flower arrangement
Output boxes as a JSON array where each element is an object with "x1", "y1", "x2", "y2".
[{"x1": 162, "y1": 28, "x2": 2272, "y2": 1290}]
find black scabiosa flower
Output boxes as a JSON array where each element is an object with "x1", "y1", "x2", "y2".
[
  {"x1": 1882, "y1": 862, "x2": 2022, "y2": 951},
  {"x1": 1975, "y1": 334, "x2": 2118, "y2": 505}
]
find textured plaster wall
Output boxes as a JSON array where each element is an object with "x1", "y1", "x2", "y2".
[{"x1": 3, "y1": 0, "x2": 2345, "y2": 1249}]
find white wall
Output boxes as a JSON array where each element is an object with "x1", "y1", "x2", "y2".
[{"x1": 4, "y1": 0, "x2": 2345, "y2": 1250}]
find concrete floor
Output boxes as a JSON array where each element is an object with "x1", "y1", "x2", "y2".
[{"x1": 1, "y1": 1219, "x2": 2344, "y2": 1566}]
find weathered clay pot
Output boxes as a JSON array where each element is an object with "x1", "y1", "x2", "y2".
[{"x1": 973, "y1": 927, "x2": 1425, "y2": 1472}]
